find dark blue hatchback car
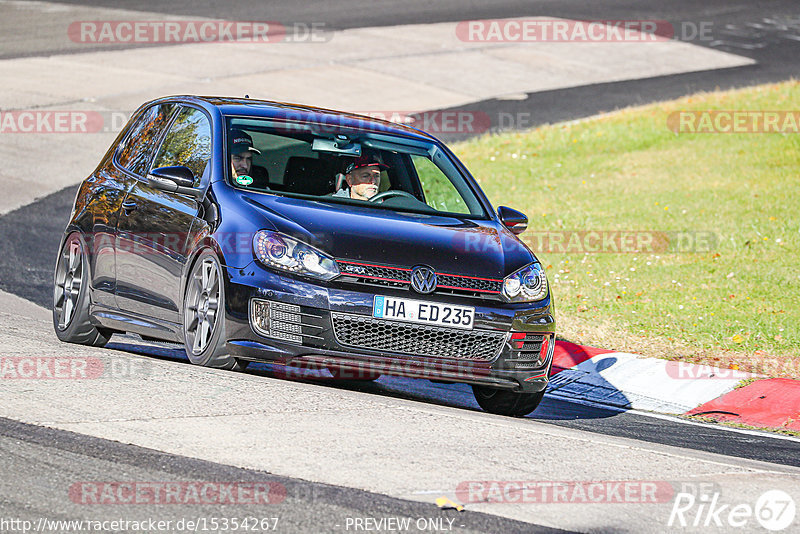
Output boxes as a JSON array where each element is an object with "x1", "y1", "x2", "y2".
[{"x1": 54, "y1": 96, "x2": 555, "y2": 416}]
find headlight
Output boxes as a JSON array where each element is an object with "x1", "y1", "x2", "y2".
[
  {"x1": 253, "y1": 230, "x2": 339, "y2": 281},
  {"x1": 503, "y1": 262, "x2": 548, "y2": 302}
]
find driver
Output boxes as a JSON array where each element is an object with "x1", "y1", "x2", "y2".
[
  {"x1": 333, "y1": 154, "x2": 388, "y2": 201},
  {"x1": 229, "y1": 129, "x2": 270, "y2": 189}
]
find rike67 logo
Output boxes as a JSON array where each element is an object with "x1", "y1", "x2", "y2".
[{"x1": 669, "y1": 489, "x2": 796, "y2": 531}]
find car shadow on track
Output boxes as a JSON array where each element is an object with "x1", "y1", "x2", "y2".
[{"x1": 107, "y1": 336, "x2": 626, "y2": 422}]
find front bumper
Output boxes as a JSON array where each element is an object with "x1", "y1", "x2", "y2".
[{"x1": 223, "y1": 262, "x2": 555, "y2": 393}]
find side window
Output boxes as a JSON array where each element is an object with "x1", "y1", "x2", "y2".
[
  {"x1": 152, "y1": 107, "x2": 212, "y2": 186},
  {"x1": 116, "y1": 103, "x2": 175, "y2": 176},
  {"x1": 412, "y1": 155, "x2": 469, "y2": 214}
]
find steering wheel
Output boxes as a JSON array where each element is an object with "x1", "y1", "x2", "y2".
[{"x1": 369, "y1": 190, "x2": 418, "y2": 203}]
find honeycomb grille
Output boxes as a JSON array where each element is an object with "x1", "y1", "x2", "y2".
[
  {"x1": 272, "y1": 310, "x2": 300, "y2": 323},
  {"x1": 520, "y1": 339, "x2": 544, "y2": 353},
  {"x1": 331, "y1": 312, "x2": 505, "y2": 361},
  {"x1": 437, "y1": 274, "x2": 502, "y2": 293}
]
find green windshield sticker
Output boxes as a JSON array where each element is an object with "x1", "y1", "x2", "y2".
[{"x1": 235, "y1": 175, "x2": 253, "y2": 186}]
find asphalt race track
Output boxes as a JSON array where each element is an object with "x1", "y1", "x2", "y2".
[
  {"x1": 0, "y1": 417, "x2": 565, "y2": 534},
  {"x1": 1, "y1": 1, "x2": 800, "y2": 532}
]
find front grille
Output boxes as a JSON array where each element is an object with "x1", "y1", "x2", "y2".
[
  {"x1": 336, "y1": 260, "x2": 503, "y2": 298},
  {"x1": 437, "y1": 274, "x2": 502, "y2": 293},
  {"x1": 331, "y1": 312, "x2": 505, "y2": 361}
]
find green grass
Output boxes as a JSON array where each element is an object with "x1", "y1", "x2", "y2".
[{"x1": 453, "y1": 81, "x2": 800, "y2": 373}]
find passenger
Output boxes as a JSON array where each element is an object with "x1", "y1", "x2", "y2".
[
  {"x1": 333, "y1": 154, "x2": 389, "y2": 201},
  {"x1": 229, "y1": 129, "x2": 270, "y2": 189}
]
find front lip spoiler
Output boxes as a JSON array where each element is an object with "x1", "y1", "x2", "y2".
[
  {"x1": 295, "y1": 355, "x2": 520, "y2": 389},
  {"x1": 226, "y1": 339, "x2": 546, "y2": 391}
]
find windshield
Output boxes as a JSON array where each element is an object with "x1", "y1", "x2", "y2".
[{"x1": 224, "y1": 116, "x2": 488, "y2": 218}]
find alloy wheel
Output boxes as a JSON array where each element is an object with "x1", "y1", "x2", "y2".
[
  {"x1": 54, "y1": 240, "x2": 83, "y2": 330},
  {"x1": 184, "y1": 258, "x2": 221, "y2": 355}
]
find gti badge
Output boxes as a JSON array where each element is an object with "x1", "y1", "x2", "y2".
[
  {"x1": 411, "y1": 265, "x2": 437, "y2": 294},
  {"x1": 344, "y1": 264, "x2": 367, "y2": 275}
]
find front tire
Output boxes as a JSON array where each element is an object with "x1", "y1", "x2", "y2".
[
  {"x1": 53, "y1": 233, "x2": 110, "y2": 347},
  {"x1": 472, "y1": 385, "x2": 545, "y2": 417},
  {"x1": 183, "y1": 250, "x2": 247, "y2": 371}
]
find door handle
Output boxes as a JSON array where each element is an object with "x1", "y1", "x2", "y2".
[{"x1": 121, "y1": 200, "x2": 137, "y2": 212}]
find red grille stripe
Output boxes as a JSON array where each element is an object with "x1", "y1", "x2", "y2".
[{"x1": 441, "y1": 273, "x2": 503, "y2": 282}]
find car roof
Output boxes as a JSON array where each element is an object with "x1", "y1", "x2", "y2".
[{"x1": 150, "y1": 95, "x2": 438, "y2": 142}]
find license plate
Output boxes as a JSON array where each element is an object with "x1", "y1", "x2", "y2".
[{"x1": 373, "y1": 296, "x2": 474, "y2": 330}]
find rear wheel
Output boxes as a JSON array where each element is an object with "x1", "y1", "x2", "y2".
[
  {"x1": 183, "y1": 250, "x2": 247, "y2": 371},
  {"x1": 53, "y1": 233, "x2": 111, "y2": 347},
  {"x1": 472, "y1": 385, "x2": 545, "y2": 417}
]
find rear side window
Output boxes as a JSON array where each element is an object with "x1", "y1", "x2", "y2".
[
  {"x1": 151, "y1": 107, "x2": 212, "y2": 186},
  {"x1": 116, "y1": 103, "x2": 175, "y2": 176}
]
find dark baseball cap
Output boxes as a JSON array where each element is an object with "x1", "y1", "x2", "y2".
[
  {"x1": 229, "y1": 129, "x2": 261, "y2": 155},
  {"x1": 345, "y1": 154, "x2": 389, "y2": 174}
]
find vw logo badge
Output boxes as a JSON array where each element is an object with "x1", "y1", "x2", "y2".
[{"x1": 411, "y1": 266, "x2": 437, "y2": 294}]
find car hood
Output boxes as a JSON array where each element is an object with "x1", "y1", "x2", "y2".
[{"x1": 238, "y1": 193, "x2": 535, "y2": 279}]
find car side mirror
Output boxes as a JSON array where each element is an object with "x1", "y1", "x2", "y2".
[
  {"x1": 498, "y1": 206, "x2": 528, "y2": 235},
  {"x1": 148, "y1": 166, "x2": 203, "y2": 199}
]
